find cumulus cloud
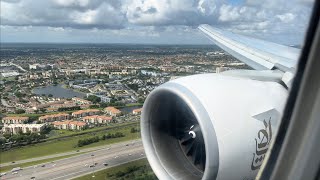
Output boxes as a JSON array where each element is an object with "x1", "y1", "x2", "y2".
[
  {"x1": 0, "y1": 0, "x2": 125, "y2": 28},
  {"x1": 0, "y1": 0, "x2": 315, "y2": 44}
]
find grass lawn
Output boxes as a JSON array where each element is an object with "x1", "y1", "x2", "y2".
[
  {"x1": 0, "y1": 124, "x2": 141, "y2": 164},
  {"x1": 73, "y1": 158, "x2": 157, "y2": 180},
  {"x1": 4, "y1": 110, "x2": 77, "y2": 117},
  {"x1": 0, "y1": 154, "x2": 77, "y2": 173},
  {"x1": 47, "y1": 121, "x2": 138, "y2": 140}
]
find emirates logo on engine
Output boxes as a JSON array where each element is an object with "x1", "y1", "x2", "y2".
[{"x1": 251, "y1": 118, "x2": 272, "y2": 170}]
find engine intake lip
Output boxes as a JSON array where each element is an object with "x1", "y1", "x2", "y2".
[{"x1": 141, "y1": 82, "x2": 219, "y2": 180}]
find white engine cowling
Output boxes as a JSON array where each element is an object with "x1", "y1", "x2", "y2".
[{"x1": 141, "y1": 74, "x2": 288, "y2": 180}]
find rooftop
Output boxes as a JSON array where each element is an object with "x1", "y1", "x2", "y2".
[
  {"x1": 104, "y1": 107, "x2": 121, "y2": 114},
  {"x1": 3, "y1": 116, "x2": 29, "y2": 121},
  {"x1": 72, "y1": 109, "x2": 100, "y2": 115},
  {"x1": 39, "y1": 113, "x2": 69, "y2": 119},
  {"x1": 3, "y1": 124, "x2": 45, "y2": 128}
]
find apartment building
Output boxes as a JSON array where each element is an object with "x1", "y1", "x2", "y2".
[
  {"x1": 72, "y1": 97, "x2": 92, "y2": 105},
  {"x1": 39, "y1": 113, "x2": 70, "y2": 123},
  {"x1": 72, "y1": 109, "x2": 100, "y2": 118},
  {"x1": 2, "y1": 116, "x2": 29, "y2": 124},
  {"x1": 132, "y1": 108, "x2": 142, "y2": 115},
  {"x1": 104, "y1": 107, "x2": 122, "y2": 117},
  {"x1": 83, "y1": 115, "x2": 113, "y2": 124},
  {"x1": 2, "y1": 124, "x2": 45, "y2": 134},
  {"x1": 52, "y1": 121, "x2": 87, "y2": 130}
]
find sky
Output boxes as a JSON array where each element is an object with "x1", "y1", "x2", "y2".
[{"x1": 0, "y1": 0, "x2": 314, "y2": 44}]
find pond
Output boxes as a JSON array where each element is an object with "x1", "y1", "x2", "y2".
[{"x1": 33, "y1": 84, "x2": 85, "y2": 98}]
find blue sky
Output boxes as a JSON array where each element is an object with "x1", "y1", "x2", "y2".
[{"x1": 0, "y1": 0, "x2": 314, "y2": 44}]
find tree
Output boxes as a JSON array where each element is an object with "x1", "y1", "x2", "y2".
[
  {"x1": 86, "y1": 95, "x2": 101, "y2": 104},
  {"x1": 39, "y1": 108, "x2": 46, "y2": 113},
  {"x1": 138, "y1": 97, "x2": 145, "y2": 104},
  {"x1": 89, "y1": 105, "x2": 99, "y2": 109},
  {"x1": 15, "y1": 92, "x2": 25, "y2": 98},
  {"x1": 15, "y1": 109, "x2": 26, "y2": 114}
]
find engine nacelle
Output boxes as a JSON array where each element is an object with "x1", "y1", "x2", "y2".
[{"x1": 141, "y1": 74, "x2": 287, "y2": 180}]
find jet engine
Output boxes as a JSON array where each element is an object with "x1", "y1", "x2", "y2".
[{"x1": 141, "y1": 74, "x2": 287, "y2": 180}]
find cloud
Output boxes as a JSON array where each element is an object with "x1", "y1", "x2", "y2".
[
  {"x1": 0, "y1": 0, "x2": 315, "y2": 44},
  {"x1": 125, "y1": 0, "x2": 221, "y2": 26},
  {"x1": 0, "y1": 0, "x2": 125, "y2": 28}
]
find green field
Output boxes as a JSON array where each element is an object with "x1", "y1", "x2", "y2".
[
  {"x1": 0, "y1": 154, "x2": 77, "y2": 173},
  {"x1": 47, "y1": 122, "x2": 138, "y2": 139},
  {"x1": 5, "y1": 111, "x2": 76, "y2": 117},
  {"x1": 0, "y1": 124, "x2": 141, "y2": 164},
  {"x1": 73, "y1": 158, "x2": 157, "y2": 180}
]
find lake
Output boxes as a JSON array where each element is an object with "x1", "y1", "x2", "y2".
[
  {"x1": 33, "y1": 84, "x2": 85, "y2": 98},
  {"x1": 120, "y1": 105, "x2": 143, "y2": 113}
]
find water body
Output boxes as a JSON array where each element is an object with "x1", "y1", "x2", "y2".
[
  {"x1": 33, "y1": 84, "x2": 85, "y2": 98},
  {"x1": 120, "y1": 105, "x2": 143, "y2": 113}
]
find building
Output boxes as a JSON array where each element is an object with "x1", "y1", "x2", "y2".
[
  {"x1": 2, "y1": 116, "x2": 29, "y2": 124},
  {"x1": 132, "y1": 108, "x2": 142, "y2": 115},
  {"x1": 72, "y1": 97, "x2": 92, "y2": 105},
  {"x1": 104, "y1": 107, "x2": 122, "y2": 117},
  {"x1": 2, "y1": 124, "x2": 45, "y2": 134},
  {"x1": 39, "y1": 113, "x2": 70, "y2": 123},
  {"x1": 29, "y1": 64, "x2": 40, "y2": 70},
  {"x1": 1, "y1": 71, "x2": 20, "y2": 78},
  {"x1": 83, "y1": 115, "x2": 113, "y2": 124},
  {"x1": 86, "y1": 93, "x2": 111, "y2": 103},
  {"x1": 72, "y1": 109, "x2": 100, "y2": 118},
  {"x1": 52, "y1": 121, "x2": 87, "y2": 130},
  {"x1": 50, "y1": 102, "x2": 78, "y2": 109}
]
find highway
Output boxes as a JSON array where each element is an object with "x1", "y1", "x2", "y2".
[{"x1": 1, "y1": 140, "x2": 145, "y2": 180}]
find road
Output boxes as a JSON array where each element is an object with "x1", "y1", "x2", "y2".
[
  {"x1": 1, "y1": 140, "x2": 145, "y2": 180},
  {"x1": 1, "y1": 139, "x2": 141, "y2": 167}
]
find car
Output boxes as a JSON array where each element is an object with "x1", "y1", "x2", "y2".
[
  {"x1": 84, "y1": 164, "x2": 88, "y2": 167},
  {"x1": 76, "y1": 150, "x2": 80, "y2": 152},
  {"x1": 107, "y1": 148, "x2": 110, "y2": 150},
  {"x1": 12, "y1": 161, "x2": 15, "y2": 163},
  {"x1": 128, "y1": 154, "x2": 132, "y2": 156},
  {"x1": 11, "y1": 167, "x2": 22, "y2": 172},
  {"x1": 125, "y1": 144, "x2": 129, "y2": 146},
  {"x1": 94, "y1": 162, "x2": 98, "y2": 165},
  {"x1": 30, "y1": 177, "x2": 36, "y2": 179},
  {"x1": 103, "y1": 163, "x2": 108, "y2": 166},
  {"x1": 141, "y1": 153, "x2": 144, "y2": 156},
  {"x1": 41, "y1": 165, "x2": 46, "y2": 167},
  {"x1": 12, "y1": 172, "x2": 18, "y2": 175},
  {"x1": 89, "y1": 164, "x2": 95, "y2": 168}
]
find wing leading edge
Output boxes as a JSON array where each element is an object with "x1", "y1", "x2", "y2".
[{"x1": 198, "y1": 24, "x2": 300, "y2": 72}]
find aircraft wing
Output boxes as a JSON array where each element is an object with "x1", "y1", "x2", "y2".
[{"x1": 198, "y1": 24, "x2": 301, "y2": 72}]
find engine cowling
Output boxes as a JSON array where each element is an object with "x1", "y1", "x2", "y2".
[{"x1": 141, "y1": 73, "x2": 288, "y2": 180}]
